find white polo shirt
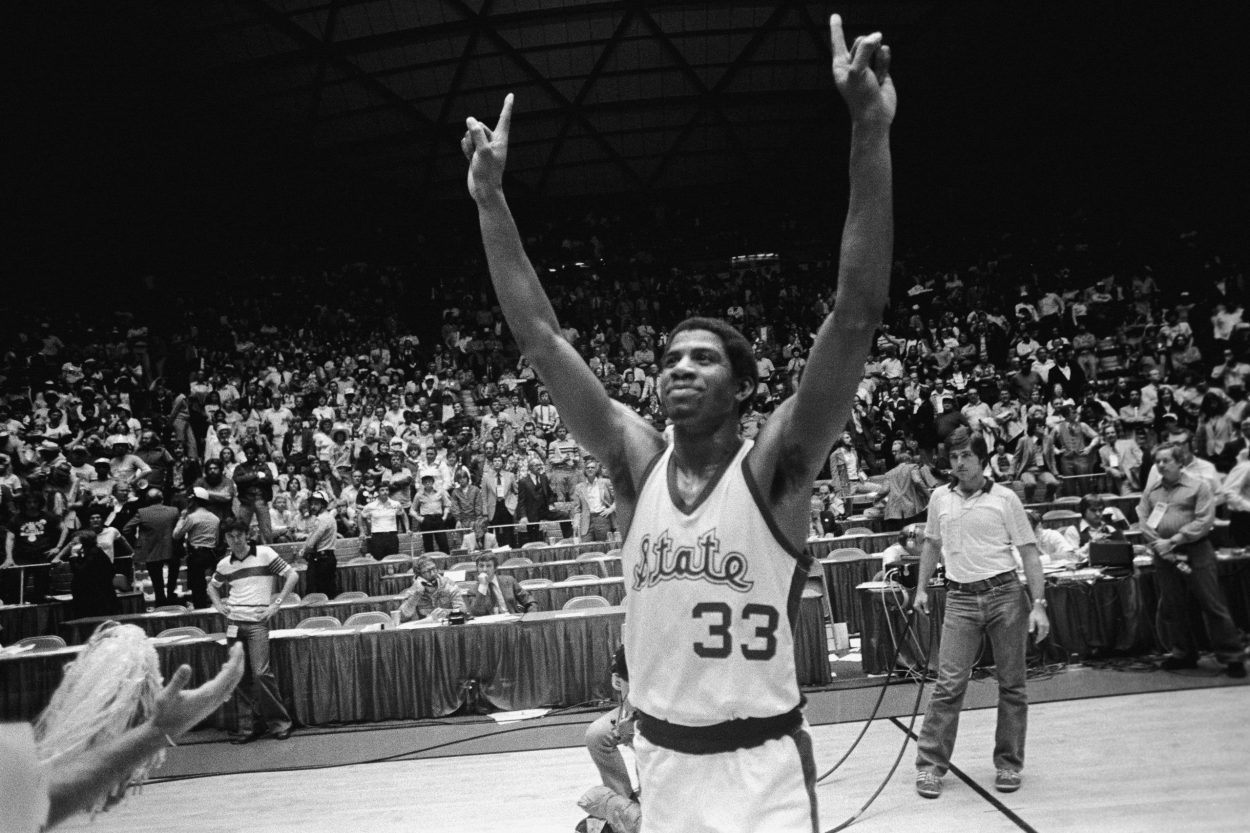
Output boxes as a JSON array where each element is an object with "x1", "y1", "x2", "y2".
[{"x1": 924, "y1": 481, "x2": 1036, "y2": 583}]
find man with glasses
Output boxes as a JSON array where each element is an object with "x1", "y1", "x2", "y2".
[{"x1": 397, "y1": 555, "x2": 465, "y2": 623}]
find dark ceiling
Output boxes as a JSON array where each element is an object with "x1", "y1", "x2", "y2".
[{"x1": 9, "y1": 0, "x2": 1250, "y2": 268}]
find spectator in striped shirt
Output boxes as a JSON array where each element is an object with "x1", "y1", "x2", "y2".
[{"x1": 207, "y1": 517, "x2": 298, "y2": 743}]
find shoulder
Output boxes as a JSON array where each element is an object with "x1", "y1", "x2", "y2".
[{"x1": 256, "y1": 545, "x2": 280, "y2": 560}]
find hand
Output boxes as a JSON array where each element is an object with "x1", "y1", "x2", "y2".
[
  {"x1": 149, "y1": 643, "x2": 245, "y2": 739},
  {"x1": 45, "y1": 547, "x2": 61, "y2": 558},
  {"x1": 462, "y1": 93, "x2": 514, "y2": 202},
  {"x1": 1151, "y1": 539, "x2": 1175, "y2": 556},
  {"x1": 429, "y1": 607, "x2": 449, "y2": 622},
  {"x1": 215, "y1": 602, "x2": 232, "y2": 618},
  {"x1": 0, "y1": 560, "x2": 14, "y2": 569},
  {"x1": 1029, "y1": 606, "x2": 1050, "y2": 641},
  {"x1": 830, "y1": 14, "x2": 895, "y2": 127},
  {"x1": 912, "y1": 587, "x2": 930, "y2": 614}
]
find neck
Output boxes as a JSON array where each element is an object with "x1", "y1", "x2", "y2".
[
  {"x1": 955, "y1": 473, "x2": 986, "y2": 496},
  {"x1": 671, "y1": 419, "x2": 742, "y2": 473}
]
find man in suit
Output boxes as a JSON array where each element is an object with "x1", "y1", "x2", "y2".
[
  {"x1": 465, "y1": 552, "x2": 536, "y2": 615},
  {"x1": 124, "y1": 488, "x2": 182, "y2": 605},
  {"x1": 479, "y1": 454, "x2": 518, "y2": 548},
  {"x1": 517, "y1": 457, "x2": 563, "y2": 544},
  {"x1": 571, "y1": 456, "x2": 616, "y2": 542}
]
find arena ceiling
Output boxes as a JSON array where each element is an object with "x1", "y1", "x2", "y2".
[
  {"x1": 67, "y1": 0, "x2": 944, "y2": 202},
  {"x1": 12, "y1": 1, "x2": 1249, "y2": 270}
]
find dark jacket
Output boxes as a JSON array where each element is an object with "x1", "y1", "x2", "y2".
[
  {"x1": 516, "y1": 472, "x2": 557, "y2": 522},
  {"x1": 464, "y1": 574, "x2": 536, "y2": 615},
  {"x1": 233, "y1": 461, "x2": 276, "y2": 503}
]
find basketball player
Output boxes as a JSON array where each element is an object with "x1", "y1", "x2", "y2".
[{"x1": 463, "y1": 15, "x2": 894, "y2": 831}]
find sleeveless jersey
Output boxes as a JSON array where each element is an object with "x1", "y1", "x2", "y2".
[{"x1": 623, "y1": 439, "x2": 811, "y2": 726}]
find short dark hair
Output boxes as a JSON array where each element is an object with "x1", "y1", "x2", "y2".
[
  {"x1": 946, "y1": 426, "x2": 989, "y2": 463},
  {"x1": 475, "y1": 553, "x2": 499, "y2": 568},
  {"x1": 221, "y1": 517, "x2": 251, "y2": 535},
  {"x1": 1078, "y1": 494, "x2": 1106, "y2": 516},
  {"x1": 667, "y1": 316, "x2": 758, "y2": 414}
]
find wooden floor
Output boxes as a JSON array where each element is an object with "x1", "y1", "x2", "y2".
[{"x1": 60, "y1": 684, "x2": 1250, "y2": 833}]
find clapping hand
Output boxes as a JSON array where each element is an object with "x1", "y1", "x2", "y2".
[{"x1": 830, "y1": 14, "x2": 896, "y2": 127}]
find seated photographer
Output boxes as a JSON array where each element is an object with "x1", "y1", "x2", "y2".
[
  {"x1": 1075, "y1": 494, "x2": 1128, "y2": 547},
  {"x1": 397, "y1": 555, "x2": 466, "y2": 622},
  {"x1": 879, "y1": 524, "x2": 923, "y2": 587},
  {"x1": 578, "y1": 645, "x2": 641, "y2": 833},
  {"x1": 1024, "y1": 510, "x2": 1078, "y2": 566}
]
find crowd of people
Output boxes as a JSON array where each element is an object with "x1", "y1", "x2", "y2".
[{"x1": 0, "y1": 213, "x2": 1248, "y2": 614}]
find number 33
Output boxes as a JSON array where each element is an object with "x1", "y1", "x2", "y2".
[{"x1": 692, "y1": 602, "x2": 779, "y2": 660}]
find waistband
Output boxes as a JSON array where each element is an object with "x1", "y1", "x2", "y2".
[
  {"x1": 312, "y1": 549, "x2": 336, "y2": 556},
  {"x1": 635, "y1": 703, "x2": 804, "y2": 755},
  {"x1": 946, "y1": 570, "x2": 1019, "y2": 594}
]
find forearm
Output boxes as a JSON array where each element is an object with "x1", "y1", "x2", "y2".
[
  {"x1": 44, "y1": 723, "x2": 167, "y2": 828},
  {"x1": 916, "y1": 538, "x2": 941, "y2": 586},
  {"x1": 1018, "y1": 544, "x2": 1046, "y2": 603},
  {"x1": 475, "y1": 192, "x2": 563, "y2": 355},
  {"x1": 277, "y1": 571, "x2": 299, "y2": 602},
  {"x1": 836, "y1": 125, "x2": 893, "y2": 322}
]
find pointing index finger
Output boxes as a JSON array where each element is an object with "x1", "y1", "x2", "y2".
[
  {"x1": 829, "y1": 14, "x2": 848, "y2": 61},
  {"x1": 495, "y1": 93, "x2": 514, "y2": 141}
]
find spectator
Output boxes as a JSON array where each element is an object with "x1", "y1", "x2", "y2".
[
  {"x1": 124, "y1": 488, "x2": 181, "y2": 606},
  {"x1": 173, "y1": 487, "x2": 222, "y2": 609},
  {"x1": 233, "y1": 444, "x2": 276, "y2": 544},
  {"x1": 572, "y1": 457, "x2": 615, "y2": 543},
  {"x1": 414, "y1": 474, "x2": 451, "y2": 553},
  {"x1": 63, "y1": 529, "x2": 120, "y2": 618},
  {"x1": 2, "y1": 491, "x2": 68, "y2": 604},
  {"x1": 397, "y1": 555, "x2": 465, "y2": 622},
  {"x1": 465, "y1": 553, "x2": 535, "y2": 615}
]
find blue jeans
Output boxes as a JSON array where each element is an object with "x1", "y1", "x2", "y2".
[
  {"x1": 230, "y1": 621, "x2": 292, "y2": 734},
  {"x1": 916, "y1": 579, "x2": 1029, "y2": 776},
  {"x1": 585, "y1": 703, "x2": 636, "y2": 799}
]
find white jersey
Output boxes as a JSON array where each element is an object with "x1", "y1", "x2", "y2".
[{"x1": 623, "y1": 439, "x2": 809, "y2": 726}]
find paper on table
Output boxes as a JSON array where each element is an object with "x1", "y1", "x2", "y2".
[
  {"x1": 469, "y1": 613, "x2": 522, "y2": 624},
  {"x1": 267, "y1": 629, "x2": 314, "y2": 639},
  {"x1": 395, "y1": 619, "x2": 441, "y2": 629}
]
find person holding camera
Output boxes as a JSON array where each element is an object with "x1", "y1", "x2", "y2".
[{"x1": 397, "y1": 555, "x2": 466, "y2": 622}]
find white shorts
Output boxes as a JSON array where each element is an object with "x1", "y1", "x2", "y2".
[{"x1": 633, "y1": 720, "x2": 818, "y2": 833}]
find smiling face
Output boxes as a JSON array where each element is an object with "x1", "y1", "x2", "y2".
[{"x1": 659, "y1": 329, "x2": 745, "y2": 424}]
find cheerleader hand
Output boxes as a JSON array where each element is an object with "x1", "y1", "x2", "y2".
[{"x1": 150, "y1": 643, "x2": 245, "y2": 740}]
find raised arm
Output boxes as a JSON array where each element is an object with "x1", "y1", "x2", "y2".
[
  {"x1": 462, "y1": 96, "x2": 662, "y2": 485},
  {"x1": 754, "y1": 15, "x2": 894, "y2": 496}
]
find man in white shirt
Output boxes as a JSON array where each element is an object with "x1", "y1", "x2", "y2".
[
  {"x1": 572, "y1": 457, "x2": 616, "y2": 542},
  {"x1": 360, "y1": 487, "x2": 407, "y2": 560}
]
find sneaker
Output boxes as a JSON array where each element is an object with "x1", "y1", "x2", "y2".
[
  {"x1": 1227, "y1": 662, "x2": 1247, "y2": 679},
  {"x1": 994, "y1": 769, "x2": 1022, "y2": 793},
  {"x1": 915, "y1": 771, "x2": 942, "y2": 799},
  {"x1": 1160, "y1": 656, "x2": 1199, "y2": 671}
]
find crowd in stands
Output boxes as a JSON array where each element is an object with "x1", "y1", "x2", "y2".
[{"x1": 2, "y1": 211, "x2": 1249, "y2": 608}]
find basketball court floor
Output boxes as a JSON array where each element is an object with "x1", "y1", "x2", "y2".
[{"x1": 58, "y1": 665, "x2": 1248, "y2": 833}]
